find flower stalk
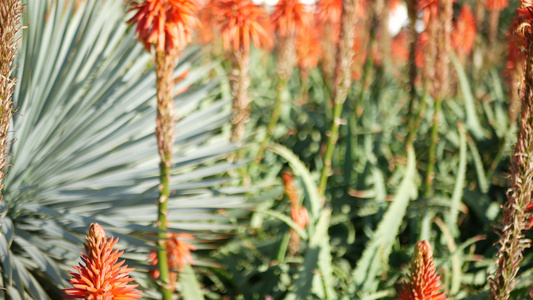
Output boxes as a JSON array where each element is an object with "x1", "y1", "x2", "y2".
[
  {"x1": 406, "y1": 0, "x2": 420, "y2": 146},
  {"x1": 128, "y1": 1, "x2": 200, "y2": 297},
  {"x1": 260, "y1": 33, "x2": 297, "y2": 155},
  {"x1": 423, "y1": 0, "x2": 453, "y2": 197},
  {"x1": 155, "y1": 48, "x2": 179, "y2": 299},
  {"x1": 229, "y1": 49, "x2": 252, "y2": 144},
  {"x1": 259, "y1": 0, "x2": 311, "y2": 159},
  {"x1": 0, "y1": 0, "x2": 23, "y2": 205},
  {"x1": 489, "y1": 3, "x2": 533, "y2": 298},
  {"x1": 213, "y1": 0, "x2": 271, "y2": 158},
  {"x1": 318, "y1": 0, "x2": 359, "y2": 199}
]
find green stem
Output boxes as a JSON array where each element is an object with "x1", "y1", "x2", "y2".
[
  {"x1": 157, "y1": 153, "x2": 173, "y2": 299},
  {"x1": 154, "y1": 50, "x2": 176, "y2": 300},
  {"x1": 257, "y1": 77, "x2": 288, "y2": 159},
  {"x1": 318, "y1": 98, "x2": 344, "y2": 197},
  {"x1": 318, "y1": 0, "x2": 359, "y2": 199},
  {"x1": 423, "y1": 97, "x2": 442, "y2": 197}
]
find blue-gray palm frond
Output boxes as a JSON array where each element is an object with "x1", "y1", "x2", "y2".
[{"x1": 0, "y1": 0, "x2": 247, "y2": 298}]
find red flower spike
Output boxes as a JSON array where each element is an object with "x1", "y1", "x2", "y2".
[
  {"x1": 128, "y1": 0, "x2": 201, "y2": 52},
  {"x1": 452, "y1": 4, "x2": 477, "y2": 55},
  {"x1": 213, "y1": 0, "x2": 272, "y2": 51},
  {"x1": 397, "y1": 240, "x2": 447, "y2": 300},
  {"x1": 486, "y1": 0, "x2": 509, "y2": 12},
  {"x1": 271, "y1": 0, "x2": 313, "y2": 37},
  {"x1": 63, "y1": 223, "x2": 142, "y2": 300}
]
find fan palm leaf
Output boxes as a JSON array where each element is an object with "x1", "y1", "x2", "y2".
[{"x1": 0, "y1": 0, "x2": 246, "y2": 298}]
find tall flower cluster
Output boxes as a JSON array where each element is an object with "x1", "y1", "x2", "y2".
[
  {"x1": 397, "y1": 240, "x2": 447, "y2": 300},
  {"x1": 213, "y1": 0, "x2": 271, "y2": 143},
  {"x1": 128, "y1": 0, "x2": 200, "y2": 52},
  {"x1": 271, "y1": 0, "x2": 313, "y2": 82},
  {"x1": 318, "y1": 0, "x2": 361, "y2": 197},
  {"x1": 0, "y1": 0, "x2": 23, "y2": 205},
  {"x1": 128, "y1": 1, "x2": 200, "y2": 298},
  {"x1": 64, "y1": 224, "x2": 142, "y2": 299},
  {"x1": 316, "y1": 0, "x2": 343, "y2": 82},
  {"x1": 489, "y1": 2, "x2": 533, "y2": 299},
  {"x1": 259, "y1": 0, "x2": 313, "y2": 158}
]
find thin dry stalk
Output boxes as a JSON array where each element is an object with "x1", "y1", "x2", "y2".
[
  {"x1": 406, "y1": 0, "x2": 420, "y2": 145},
  {"x1": 474, "y1": 0, "x2": 485, "y2": 31},
  {"x1": 489, "y1": 5, "x2": 533, "y2": 296},
  {"x1": 424, "y1": 0, "x2": 453, "y2": 197},
  {"x1": 155, "y1": 50, "x2": 178, "y2": 165},
  {"x1": 435, "y1": 0, "x2": 452, "y2": 99},
  {"x1": 0, "y1": 0, "x2": 23, "y2": 204},
  {"x1": 489, "y1": 10, "x2": 500, "y2": 46},
  {"x1": 259, "y1": 33, "x2": 297, "y2": 157},
  {"x1": 230, "y1": 50, "x2": 251, "y2": 144},
  {"x1": 489, "y1": 38, "x2": 533, "y2": 300}
]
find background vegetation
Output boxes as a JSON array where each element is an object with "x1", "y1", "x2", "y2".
[{"x1": 0, "y1": 0, "x2": 531, "y2": 299}]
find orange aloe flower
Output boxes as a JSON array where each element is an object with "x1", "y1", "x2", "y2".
[
  {"x1": 63, "y1": 223, "x2": 141, "y2": 300},
  {"x1": 397, "y1": 240, "x2": 447, "y2": 300},
  {"x1": 414, "y1": 31, "x2": 429, "y2": 68},
  {"x1": 128, "y1": 0, "x2": 201, "y2": 52},
  {"x1": 296, "y1": 29, "x2": 322, "y2": 71},
  {"x1": 316, "y1": 0, "x2": 343, "y2": 24},
  {"x1": 486, "y1": 0, "x2": 510, "y2": 11},
  {"x1": 291, "y1": 205, "x2": 309, "y2": 230},
  {"x1": 198, "y1": 0, "x2": 219, "y2": 44},
  {"x1": 212, "y1": 0, "x2": 272, "y2": 51},
  {"x1": 452, "y1": 4, "x2": 476, "y2": 55},
  {"x1": 418, "y1": 0, "x2": 439, "y2": 26},
  {"x1": 271, "y1": 0, "x2": 313, "y2": 37},
  {"x1": 391, "y1": 30, "x2": 410, "y2": 65},
  {"x1": 149, "y1": 232, "x2": 196, "y2": 278}
]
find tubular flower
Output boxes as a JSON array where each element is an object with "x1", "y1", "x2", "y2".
[
  {"x1": 271, "y1": 0, "x2": 313, "y2": 37},
  {"x1": 291, "y1": 205, "x2": 309, "y2": 230},
  {"x1": 213, "y1": 0, "x2": 272, "y2": 51},
  {"x1": 316, "y1": 0, "x2": 342, "y2": 24},
  {"x1": 149, "y1": 232, "x2": 196, "y2": 278},
  {"x1": 198, "y1": 0, "x2": 219, "y2": 44},
  {"x1": 128, "y1": 0, "x2": 201, "y2": 52},
  {"x1": 397, "y1": 241, "x2": 447, "y2": 300},
  {"x1": 63, "y1": 224, "x2": 142, "y2": 300},
  {"x1": 418, "y1": 0, "x2": 439, "y2": 26},
  {"x1": 486, "y1": 0, "x2": 509, "y2": 11},
  {"x1": 414, "y1": 31, "x2": 429, "y2": 68},
  {"x1": 452, "y1": 4, "x2": 476, "y2": 55},
  {"x1": 391, "y1": 30, "x2": 410, "y2": 65},
  {"x1": 296, "y1": 29, "x2": 322, "y2": 71}
]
